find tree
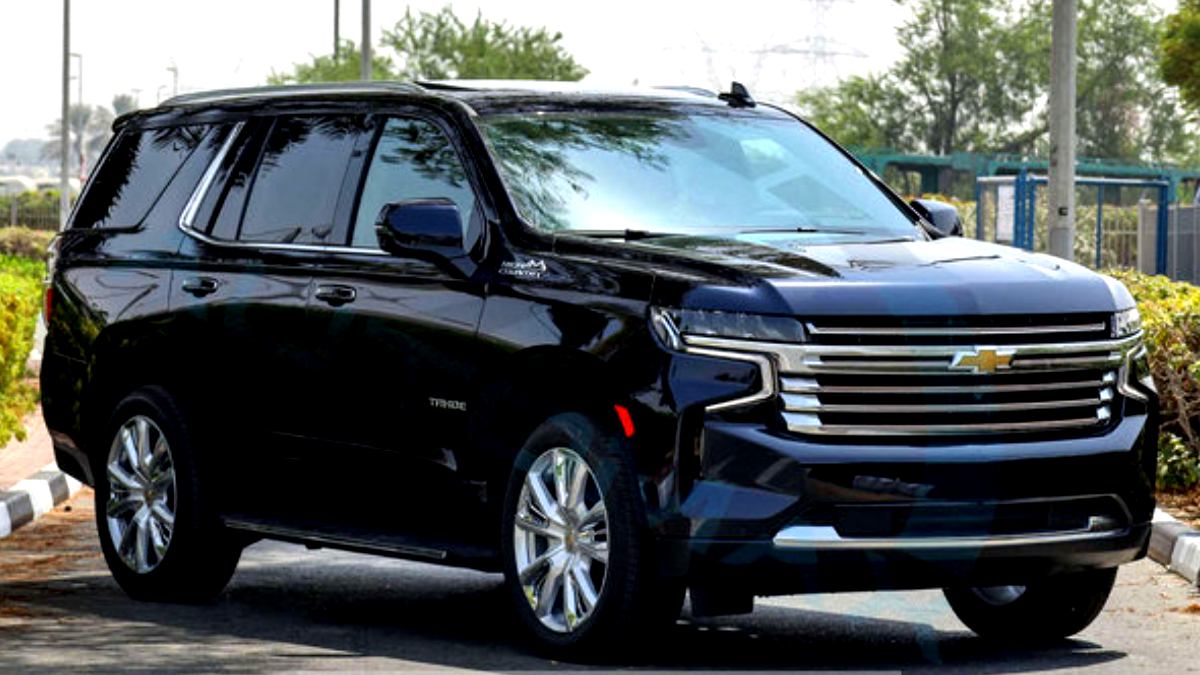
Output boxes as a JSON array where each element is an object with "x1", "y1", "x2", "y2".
[
  {"x1": 796, "y1": 75, "x2": 915, "y2": 150},
  {"x1": 892, "y1": 0, "x2": 1047, "y2": 155},
  {"x1": 269, "y1": 6, "x2": 587, "y2": 85},
  {"x1": 41, "y1": 104, "x2": 114, "y2": 176},
  {"x1": 111, "y1": 93, "x2": 139, "y2": 117},
  {"x1": 268, "y1": 40, "x2": 395, "y2": 85},
  {"x1": 799, "y1": 0, "x2": 1046, "y2": 155},
  {"x1": 798, "y1": 0, "x2": 1197, "y2": 164},
  {"x1": 383, "y1": 7, "x2": 587, "y2": 81},
  {"x1": 1161, "y1": 0, "x2": 1200, "y2": 111}
]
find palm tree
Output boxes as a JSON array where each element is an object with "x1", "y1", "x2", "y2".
[
  {"x1": 41, "y1": 104, "x2": 115, "y2": 178},
  {"x1": 111, "y1": 93, "x2": 138, "y2": 117}
]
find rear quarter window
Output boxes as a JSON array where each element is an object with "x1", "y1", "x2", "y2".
[{"x1": 72, "y1": 125, "x2": 209, "y2": 229}]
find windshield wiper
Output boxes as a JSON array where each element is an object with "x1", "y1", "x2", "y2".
[
  {"x1": 737, "y1": 226, "x2": 872, "y2": 236},
  {"x1": 568, "y1": 229, "x2": 678, "y2": 241}
]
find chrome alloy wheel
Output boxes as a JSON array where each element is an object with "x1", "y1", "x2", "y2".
[
  {"x1": 972, "y1": 585, "x2": 1027, "y2": 606},
  {"x1": 513, "y1": 447, "x2": 609, "y2": 633},
  {"x1": 105, "y1": 415, "x2": 177, "y2": 574}
]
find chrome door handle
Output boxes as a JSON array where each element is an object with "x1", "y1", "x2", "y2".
[
  {"x1": 315, "y1": 284, "x2": 357, "y2": 306},
  {"x1": 180, "y1": 276, "x2": 219, "y2": 297}
]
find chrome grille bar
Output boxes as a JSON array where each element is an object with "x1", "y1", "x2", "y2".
[
  {"x1": 682, "y1": 334, "x2": 1138, "y2": 377},
  {"x1": 781, "y1": 374, "x2": 1114, "y2": 395},
  {"x1": 783, "y1": 410, "x2": 1110, "y2": 437},
  {"x1": 781, "y1": 393, "x2": 1110, "y2": 414},
  {"x1": 805, "y1": 322, "x2": 1107, "y2": 337}
]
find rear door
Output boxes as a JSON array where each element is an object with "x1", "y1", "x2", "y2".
[
  {"x1": 300, "y1": 113, "x2": 492, "y2": 546},
  {"x1": 171, "y1": 113, "x2": 372, "y2": 519}
]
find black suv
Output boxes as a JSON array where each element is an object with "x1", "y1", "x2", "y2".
[{"x1": 43, "y1": 81, "x2": 1157, "y2": 655}]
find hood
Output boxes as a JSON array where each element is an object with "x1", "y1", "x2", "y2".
[{"x1": 637, "y1": 234, "x2": 1130, "y2": 317}]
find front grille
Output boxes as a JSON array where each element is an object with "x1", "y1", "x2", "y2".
[
  {"x1": 682, "y1": 315, "x2": 1141, "y2": 440},
  {"x1": 803, "y1": 314, "x2": 1112, "y2": 346}
]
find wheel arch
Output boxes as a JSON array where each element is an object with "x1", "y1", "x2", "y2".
[{"x1": 79, "y1": 324, "x2": 196, "y2": 470}]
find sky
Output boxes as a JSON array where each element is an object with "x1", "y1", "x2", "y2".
[
  {"x1": 0, "y1": 0, "x2": 1181, "y2": 152},
  {"x1": 0, "y1": 0, "x2": 909, "y2": 148}
]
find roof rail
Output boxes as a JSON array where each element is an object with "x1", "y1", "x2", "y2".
[
  {"x1": 652, "y1": 85, "x2": 717, "y2": 98},
  {"x1": 160, "y1": 82, "x2": 425, "y2": 107}
]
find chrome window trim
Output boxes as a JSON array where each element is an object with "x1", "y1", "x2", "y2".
[{"x1": 177, "y1": 120, "x2": 391, "y2": 257}]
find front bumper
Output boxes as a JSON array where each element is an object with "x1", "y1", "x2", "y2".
[
  {"x1": 680, "y1": 523, "x2": 1149, "y2": 596},
  {"x1": 656, "y1": 412, "x2": 1157, "y2": 595}
]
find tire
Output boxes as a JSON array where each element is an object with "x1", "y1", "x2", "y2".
[
  {"x1": 944, "y1": 567, "x2": 1118, "y2": 642},
  {"x1": 500, "y1": 412, "x2": 684, "y2": 658},
  {"x1": 94, "y1": 386, "x2": 241, "y2": 602}
]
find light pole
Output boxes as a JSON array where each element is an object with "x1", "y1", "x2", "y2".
[
  {"x1": 361, "y1": 0, "x2": 371, "y2": 81},
  {"x1": 69, "y1": 52, "x2": 82, "y2": 106},
  {"x1": 1047, "y1": 0, "x2": 1077, "y2": 261},
  {"x1": 59, "y1": 0, "x2": 70, "y2": 230},
  {"x1": 334, "y1": 0, "x2": 340, "y2": 63},
  {"x1": 167, "y1": 63, "x2": 179, "y2": 97}
]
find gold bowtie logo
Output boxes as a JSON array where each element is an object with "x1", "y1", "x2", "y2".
[{"x1": 951, "y1": 348, "x2": 1014, "y2": 374}]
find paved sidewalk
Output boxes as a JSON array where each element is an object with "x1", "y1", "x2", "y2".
[{"x1": 0, "y1": 406, "x2": 52, "y2": 491}]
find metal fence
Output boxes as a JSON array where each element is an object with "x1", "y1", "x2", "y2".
[
  {"x1": 975, "y1": 172, "x2": 1171, "y2": 274},
  {"x1": 1139, "y1": 203, "x2": 1200, "y2": 284},
  {"x1": 1, "y1": 198, "x2": 62, "y2": 230}
]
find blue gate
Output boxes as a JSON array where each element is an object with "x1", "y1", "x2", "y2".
[{"x1": 974, "y1": 172, "x2": 1171, "y2": 273}]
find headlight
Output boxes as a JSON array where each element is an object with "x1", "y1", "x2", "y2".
[
  {"x1": 1113, "y1": 307, "x2": 1141, "y2": 338},
  {"x1": 648, "y1": 306, "x2": 782, "y2": 413},
  {"x1": 650, "y1": 307, "x2": 805, "y2": 346}
]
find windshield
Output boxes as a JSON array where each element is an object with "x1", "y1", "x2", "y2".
[{"x1": 479, "y1": 109, "x2": 919, "y2": 240}]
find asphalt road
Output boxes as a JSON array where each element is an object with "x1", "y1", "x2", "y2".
[{"x1": 1, "y1": 490, "x2": 1198, "y2": 673}]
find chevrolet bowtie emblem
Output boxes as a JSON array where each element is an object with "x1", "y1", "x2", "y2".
[{"x1": 950, "y1": 347, "x2": 1015, "y2": 374}]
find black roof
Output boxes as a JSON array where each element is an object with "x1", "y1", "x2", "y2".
[
  {"x1": 156, "y1": 80, "x2": 749, "y2": 113},
  {"x1": 121, "y1": 80, "x2": 787, "y2": 131}
]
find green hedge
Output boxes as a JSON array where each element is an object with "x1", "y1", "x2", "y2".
[
  {"x1": 1107, "y1": 270, "x2": 1200, "y2": 489},
  {"x1": 0, "y1": 191, "x2": 62, "y2": 231},
  {"x1": 0, "y1": 253, "x2": 44, "y2": 446},
  {"x1": 0, "y1": 228, "x2": 56, "y2": 261}
]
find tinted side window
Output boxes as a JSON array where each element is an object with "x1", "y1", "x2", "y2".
[
  {"x1": 203, "y1": 120, "x2": 271, "y2": 241},
  {"x1": 238, "y1": 115, "x2": 367, "y2": 244},
  {"x1": 72, "y1": 125, "x2": 209, "y2": 229},
  {"x1": 351, "y1": 117, "x2": 477, "y2": 249}
]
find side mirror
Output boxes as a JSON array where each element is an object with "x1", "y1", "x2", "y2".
[
  {"x1": 910, "y1": 198, "x2": 963, "y2": 237},
  {"x1": 376, "y1": 199, "x2": 465, "y2": 260}
]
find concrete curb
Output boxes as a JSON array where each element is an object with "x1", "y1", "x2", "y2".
[
  {"x1": 0, "y1": 462, "x2": 82, "y2": 539},
  {"x1": 1149, "y1": 508, "x2": 1200, "y2": 587}
]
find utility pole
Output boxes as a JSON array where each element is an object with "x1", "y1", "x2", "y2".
[
  {"x1": 334, "y1": 0, "x2": 340, "y2": 63},
  {"x1": 1047, "y1": 0, "x2": 1077, "y2": 261},
  {"x1": 360, "y1": 0, "x2": 371, "y2": 81},
  {"x1": 59, "y1": 0, "x2": 70, "y2": 230}
]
